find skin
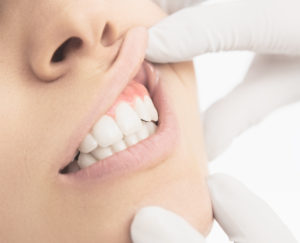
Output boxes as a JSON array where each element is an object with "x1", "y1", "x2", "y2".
[{"x1": 0, "y1": 0, "x2": 212, "y2": 242}]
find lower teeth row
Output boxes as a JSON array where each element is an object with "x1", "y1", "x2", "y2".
[{"x1": 63, "y1": 120, "x2": 157, "y2": 174}]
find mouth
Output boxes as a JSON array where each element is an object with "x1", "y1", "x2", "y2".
[{"x1": 58, "y1": 31, "x2": 178, "y2": 182}]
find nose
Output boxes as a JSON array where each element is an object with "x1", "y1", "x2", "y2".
[{"x1": 27, "y1": 3, "x2": 120, "y2": 82}]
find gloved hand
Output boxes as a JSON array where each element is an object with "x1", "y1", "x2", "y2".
[
  {"x1": 131, "y1": 174, "x2": 297, "y2": 243},
  {"x1": 148, "y1": 0, "x2": 300, "y2": 63},
  {"x1": 149, "y1": 0, "x2": 300, "y2": 161},
  {"x1": 203, "y1": 55, "x2": 300, "y2": 160}
]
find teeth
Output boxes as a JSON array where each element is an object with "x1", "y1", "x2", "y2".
[
  {"x1": 70, "y1": 91, "x2": 160, "y2": 173},
  {"x1": 112, "y1": 140, "x2": 127, "y2": 153},
  {"x1": 115, "y1": 102, "x2": 142, "y2": 136},
  {"x1": 134, "y1": 97, "x2": 152, "y2": 122},
  {"x1": 124, "y1": 134, "x2": 139, "y2": 146},
  {"x1": 145, "y1": 121, "x2": 157, "y2": 135},
  {"x1": 78, "y1": 153, "x2": 97, "y2": 169},
  {"x1": 92, "y1": 115, "x2": 123, "y2": 148},
  {"x1": 137, "y1": 122, "x2": 150, "y2": 141},
  {"x1": 74, "y1": 122, "x2": 157, "y2": 172},
  {"x1": 144, "y1": 96, "x2": 158, "y2": 122},
  {"x1": 92, "y1": 147, "x2": 113, "y2": 160},
  {"x1": 78, "y1": 134, "x2": 98, "y2": 153}
]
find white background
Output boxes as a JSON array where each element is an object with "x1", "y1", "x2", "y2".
[{"x1": 194, "y1": 52, "x2": 300, "y2": 242}]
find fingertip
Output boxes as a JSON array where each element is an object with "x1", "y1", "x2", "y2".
[
  {"x1": 131, "y1": 206, "x2": 176, "y2": 243},
  {"x1": 146, "y1": 29, "x2": 169, "y2": 63},
  {"x1": 131, "y1": 207, "x2": 160, "y2": 243},
  {"x1": 146, "y1": 23, "x2": 191, "y2": 63}
]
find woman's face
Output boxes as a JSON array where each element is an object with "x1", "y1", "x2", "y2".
[{"x1": 0, "y1": 0, "x2": 212, "y2": 242}]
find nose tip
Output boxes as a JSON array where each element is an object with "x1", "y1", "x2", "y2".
[{"x1": 28, "y1": 12, "x2": 119, "y2": 82}]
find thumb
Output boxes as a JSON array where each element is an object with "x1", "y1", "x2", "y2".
[{"x1": 147, "y1": 0, "x2": 300, "y2": 63}]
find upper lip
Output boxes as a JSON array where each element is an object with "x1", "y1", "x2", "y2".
[{"x1": 56, "y1": 27, "x2": 148, "y2": 173}]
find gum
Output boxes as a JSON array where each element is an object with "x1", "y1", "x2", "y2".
[{"x1": 107, "y1": 81, "x2": 149, "y2": 117}]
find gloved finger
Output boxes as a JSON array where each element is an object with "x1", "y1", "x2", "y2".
[
  {"x1": 151, "y1": 0, "x2": 203, "y2": 14},
  {"x1": 207, "y1": 174, "x2": 297, "y2": 243},
  {"x1": 204, "y1": 55, "x2": 300, "y2": 161},
  {"x1": 131, "y1": 206, "x2": 206, "y2": 243},
  {"x1": 147, "y1": 0, "x2": 300, "y2": 63}
]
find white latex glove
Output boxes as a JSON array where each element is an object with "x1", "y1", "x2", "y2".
[
  {"x1": 131, "y1": 174, "x2": 298, "y2": 243},
  {"x1": 148, "y1": 0, "x2": 300, "y2": 62},
  {"x1": 149, "y1": 0, "x2": 300, "y2": 161},
  {"x1": 204, "y1": 55, "x2": 300, "y2": 160}
]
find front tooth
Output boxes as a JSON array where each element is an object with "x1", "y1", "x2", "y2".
[
  {"x1": 78, "y1": 134, "x2": 98, "y2": 153},
  {"x1": 144, "y1": 96, "x2": 158, "y2": 122},
  {"x1": 92, "y1": 147, "x2": 113, "y2": 160},
  {"x1": 92, "y1": 115, "x2": 123, "y2": 147},
  {"x1": 77, "y1": 153, "x2": 97, "y2": 169},
  {"x1": 134, "y1": 97, "x2": 152, "y2": 122},
  {"x1": 112, "y1": 140, "x2": 127, "y2": 153},
  {"x1": 124, "y1": 134, "x2": 139, "y2": 146},
  {"x1": 115, "y1": 102, "x2": 142, "y2": 136},
  {"x1": 136, "y1": 122, "x2": 150, "y2": 141}
]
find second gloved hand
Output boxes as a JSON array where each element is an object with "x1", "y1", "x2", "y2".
[{"x1": 131, "y1": 174, "x2": 297, "y2": 243}]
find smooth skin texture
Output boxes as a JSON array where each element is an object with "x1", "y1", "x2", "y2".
[{"x1": 0, "y1": 0, "x2": 212, "y2": 242}]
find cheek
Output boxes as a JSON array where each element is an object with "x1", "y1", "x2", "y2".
[
  {"x1": 0, "y1": 0, "x2": 212, "y2": 241},
  {"x1": 0, "y1": 84, "x2": 32, "y2": 175},
  {"x1": 154, "y1": 63, "x2": 206, "y2": 165}
]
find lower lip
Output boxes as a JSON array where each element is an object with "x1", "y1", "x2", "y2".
[{"x1": 61, "y1": 74, "x2": 179, "y2": 183}]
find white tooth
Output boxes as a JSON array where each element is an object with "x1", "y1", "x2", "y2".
[
  {"x1": 112, "y1": 140, "x2": 127, "y2": 153},
  {"x1": 77, "y1": 153, "x2": 97, "y2": 169},
  {"x1": 144, "y1": 122, "x2": 157, "y2": 135},
  {"x1": 136, "y1": 123, "x2": 150, "y2": 141},
  {"x1": 92, "y1": 147, "x2": 113, "y2": 160},
  {"x1": 78, "y1": 134, "x2": 98, "y2": 153},
  {"x1": 144, "y1": 96, "x2": 158, "y2": 122},
  {"x1": 115, "y1": 102, "x2": 142, "y2": 136},
  {"x1": 92, "y1": 115, "x2": 123, "y2": 147},
  {"x1": 134, "y1": 97, "x2": 152, "y2": 122},
  {"x1": 124, "y1": 134, "x2": 139, "y2": 146}
]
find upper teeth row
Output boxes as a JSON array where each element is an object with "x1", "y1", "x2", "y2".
[{"x1": 76, "y1": 95, "x2": 158, "y2": 167}]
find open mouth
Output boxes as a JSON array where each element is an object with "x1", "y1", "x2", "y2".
[
  {"x1": 59, "y1": 61, "x2": 178, "y2": 181},
  {"x1": 58, "y1": 28, "x2": 178, "y2": 181},
  {"x1": 60, "y1": 62, "x2": 159, "y2": 174}
]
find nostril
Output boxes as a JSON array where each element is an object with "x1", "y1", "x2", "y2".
[{"x1": 51, "y1": 37, "x2": 83, "y2": 63}]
